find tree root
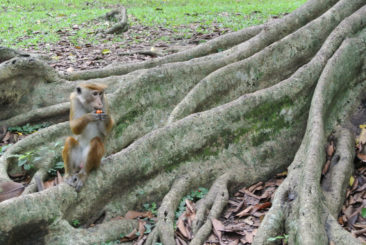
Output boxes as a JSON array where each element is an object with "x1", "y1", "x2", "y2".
[
  {"x1": 167, "y1": 0, "x2": 366, "y2": 123},
  {"x1": 105, "y1": 7, "x2": 129, "y2": 34},
  {"x1": 190, "y1": 173, "x2": 231, "y2": 245},
  {"x1": 253, "y1": 26, "x2": 366, "y2": 245}
]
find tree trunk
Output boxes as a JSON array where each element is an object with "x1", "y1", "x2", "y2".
[{"x1": 0, "y1": 0, "x2": 366, "y2": 244}]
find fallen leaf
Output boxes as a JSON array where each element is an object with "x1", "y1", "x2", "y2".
[
  {"x1": 56, "y1": 171, "x2": 63, "y2": 184},
  {"x1": 322, "y1": 159, "x2": 331, "y2": 175},
  {"x1": 236, "y1": 206, "x2": 253, "y2": 217},
  {"x1": 120, "y1": 228, "x2": 138, "y2": 242},
  {"x1": 252, "y1": 202, "x2": 271, "y2": 213},
  {"x1": 357, "y1": 153, "x2": 366, "y2": 162},
  {"x1": 102, "y1": 49, "x2": 111, "y2": 55},
  {"x1": 177, "y1": 217, "x2": 190, "y2": 239},
  {"x1": 43, "y1": 179, "x2": 57, "y2": 189},
  {"x1": 2, "y1": 132, "x2": 11, "y2": 143},
  {"x1": 246, "y1": 231, "x2": 254, "y2": 243},
  {"x1": 124, "y1": 210, "x2": 153, "y2": 219},
  {"x1": 350, "y1": 176, "x2": 355, "y2": 187},
  {"x1": 338, "y1": 216, "x2": 344, "y2": 226},
  {"x1": 185, "y1": 199, "x2": 195, "y2": 214},
  {"x1": 239, "y1": 189, "x2": 262, "y2": 200},
  {"x1": 248, "y1": 182, "x2": 263, "y2": 192},
  {"x1": 0, "y1": 181, "x2": 24, "y2": 202},
  {"x1": 211, "y1": 218, "x2": 224, "y2": 241},
  {"x1": 137, "y1": 220, "x2": 146, "y2": 241},
  {"x1": 326, "y1": 141, "x2": 335, "y2": 158},
  {"x1": 176, "y1": 236, "x2": 188, "y2": 245}
]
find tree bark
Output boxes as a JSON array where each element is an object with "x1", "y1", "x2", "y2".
[{"x1": 0, "y1": 0, "x2": 365, "y2": 244}]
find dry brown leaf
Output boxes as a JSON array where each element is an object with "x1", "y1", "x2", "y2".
[
  {"x1": 348, "y1": 211, "x2": 360, "y2": 227},
  {"x1": 248, "y1": 182, "x2": 263, "y2": 192},
  {"x1": 176, "y1": 236, "x2": 188, "y2": 245},
  {"x1": 322, "y1": 159, "x2": 331, "y2": 175},
  {"x1": 124, "y1": 210, "x2": 152, "y2": 219},
  {"x1": 136, "y1": 236, "x2": 147, "y2": 245},
  {"x1": 326, "y1": 141, "x2": 335, "y2": 158},
  {"x1": 233, "y1": 200, "x2": 245, "y2": 213},
  {"x1": 186, "y1": 199, "x2": 196, "y2": 215},
  {"x1": 357, "y1": 153, "x2": 366, "y2": 162},
  {"x1": 354, "y1": 224, "x2": 366, "y2": 229},
  {"x1": 240, "y1": 189, "x2": 262, "y2": 199},
  {"x1": 2, "y1": 132, "x2": 11, "y2": 143},
  {"x1": 137, "y1": 220, "x2": 146, "y2": 241},
  {"x1": 236, "y1": 206, "x2": 253, "y2": 217},
  {"x1": 211, "y1": 218, "x2": 224, "y2": 241},
  {"x1": 177, "y1": 218, "x2": 190, "y2": 239},
  {"x1": 43, "y1": 179, "x2": 56, "y2": 189},
  {"x1": 245, "y1": 231, "x2": 254, "y2": 243},
  {"x1": 120, "y1": 228, "x2": 138, "y2": 242},
  {"x1": 0, "y1": 181, "x2": 24, "y2": 202},
  {"x1": 56, "y1": 171, "x2": 63, "y2": 184},
  {"x1": 252, "y1": 202, "x2": 271, "y2": 213}
]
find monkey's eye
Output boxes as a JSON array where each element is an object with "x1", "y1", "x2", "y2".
[
  {"x1": 92, "y1": 91, "x2": 98, "y2": 96},
  {"x1": 99, "y1": 92, "x2": 103, "y2": 96}
]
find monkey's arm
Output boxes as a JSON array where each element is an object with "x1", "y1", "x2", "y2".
[
  {"x1": 105, "y1": 115, "x2": 114, "y2": 133},
  {"x1": 70, "y1": 113, "x2": 97, "y2": 135}
]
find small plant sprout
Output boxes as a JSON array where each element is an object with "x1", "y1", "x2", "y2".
[
  {"x1": 268, "y1": 234, "x2": 289, "y2": 244},
  {"x1": 12, "y1": 150, "x2": 40, "y2": 171},
  {"x1": 71, "y1": 219, "x2": 80, "y2": 227}
]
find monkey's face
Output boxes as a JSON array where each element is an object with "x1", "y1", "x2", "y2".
[{"x1": 76, "y1": 86, "x2": 105, "y2": 112}]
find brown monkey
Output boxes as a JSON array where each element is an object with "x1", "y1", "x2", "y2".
[{"x1": 62, "y1": 83, "x2": 113, "y2": 191}]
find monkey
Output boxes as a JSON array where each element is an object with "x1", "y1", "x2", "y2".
[{"x1": 62, "y1": 83, "x2": 114, "y2": 192}]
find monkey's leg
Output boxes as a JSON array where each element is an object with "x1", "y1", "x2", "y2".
[
  {"x1": 74, "y1": 137, "x2": 105, "y2": 192},
  {"x1": 62, "y1": 136, "x2": 80, "y2": 187}
]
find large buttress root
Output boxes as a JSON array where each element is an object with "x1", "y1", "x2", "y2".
[
  {"x1": 253, "y1": 25, "x2": 366, "y2": 245},
  {"x1": 0, "y1": 0, "x2": 366, "y2": 244}
]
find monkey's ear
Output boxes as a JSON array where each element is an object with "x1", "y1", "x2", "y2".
[{"x1": 76, "y1": 87, "x2": 82, "y2": 94}]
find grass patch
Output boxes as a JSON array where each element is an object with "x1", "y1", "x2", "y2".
[{"x1": 0, "y1": 0, "x2": 306, "y2": 48}]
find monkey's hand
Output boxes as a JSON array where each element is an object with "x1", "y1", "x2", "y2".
[
  {"x1": 99, "y1": 112, "x2": 110, "y2": 121},
  {"x1": 87, "y1": 112, "x2": 102, "y2": 122}
]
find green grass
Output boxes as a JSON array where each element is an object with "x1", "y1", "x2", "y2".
[{"x1": 0, "y1": 0, "x2": 306, "y2": 48}]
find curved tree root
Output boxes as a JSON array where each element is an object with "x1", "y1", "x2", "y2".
[
  {"x1": 190, "y1": 173, "x2": 231, "y2": 245},
  {"x1": 253, "y1": 27, "x2": 366, "y2": 245},
  {"x1": 105, "y1": 6, "x2": 128, "y2": 34},
  {"x1": 167, "y1": 0, "x2": 366, "y2": 123}
]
